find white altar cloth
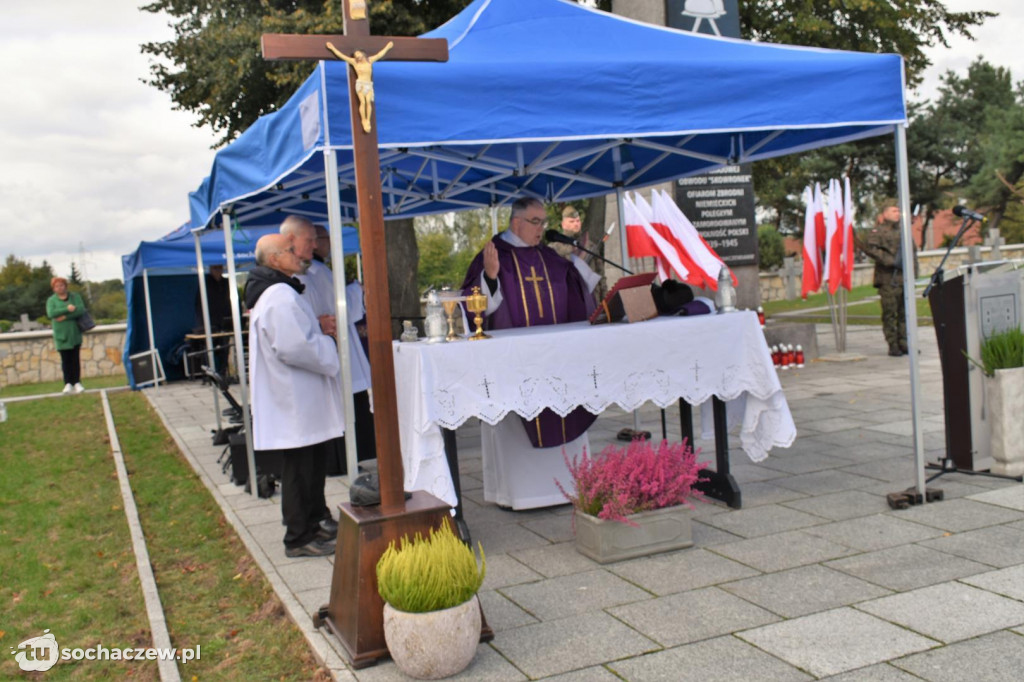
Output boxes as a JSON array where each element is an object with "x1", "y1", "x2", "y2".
[{"x1": 392, "y1": 311, "x2": 796, "y2": 506}]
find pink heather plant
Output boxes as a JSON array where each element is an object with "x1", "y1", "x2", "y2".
[{"x1": 556, "y1": 439, "x2": 708, "y2": 526}]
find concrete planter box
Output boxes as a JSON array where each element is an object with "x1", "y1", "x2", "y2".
[
  {"x1": 575, "y1": 505, "x2": 694, "y2": 564},
  {"x1": 383, "y1": 595, "x2": 481, "y2": 679},
  {"x1": 989, "y1": 366, "x2": 1024, "y2": 477}
]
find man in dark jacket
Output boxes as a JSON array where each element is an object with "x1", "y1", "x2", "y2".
[{"x1": 244, "y1": 233, "x2": 344, "y2": 558}]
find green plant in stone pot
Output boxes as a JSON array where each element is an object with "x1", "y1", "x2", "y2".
[
  {"x1": 966, "y1": 328, "x2": 1024, "y2": 477},
  {"x1": 966, "y1": 327, "x2": 1024, "y2": 376},
  {"x1": 376, "y1": 521, "x2": 486, "y2": 679}
]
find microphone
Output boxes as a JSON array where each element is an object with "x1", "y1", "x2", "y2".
[
  {"x1": 544, "y1": 229, "x2": 633, "y2": 274},
  {"x1": 545, "y1": 229, "x2": 577, "y2": 246},
  {"x1": 953, "y1": 205, "x2": 985, "y2": 222}
]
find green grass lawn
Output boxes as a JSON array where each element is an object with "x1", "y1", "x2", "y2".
[
  {"x1": 1, "y1": 392, "x2": 326, "y2": 680},
  {"x1": 762, "y1": 284, "x2": 933, "y2": 326},
  {"x1": 0, "y1": 374, "x2": 128, "y2": 398}
]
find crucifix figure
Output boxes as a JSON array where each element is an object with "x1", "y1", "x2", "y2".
[
  {"x1": 261, "y1": 0, "x2": 466, "y2": 667},
  {"x1": 523, "y1": 266, "x2": 546, "y2": 318},
  {"x1": 326, "y1": 40, "x2": 393, "y2": 133}
]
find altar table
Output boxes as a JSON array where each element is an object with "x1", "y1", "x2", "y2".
[{"x1": 392, "y1": 311, "x2": 796, "y2": 511}]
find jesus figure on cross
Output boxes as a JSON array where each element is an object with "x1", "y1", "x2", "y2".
[{"x1": 326, "y1": 40, "x2": 394, "y2": 133}]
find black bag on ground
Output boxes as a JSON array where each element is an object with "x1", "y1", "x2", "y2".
[{"x1": 228, "y1": 433, "x2": 282, "y2": 498}]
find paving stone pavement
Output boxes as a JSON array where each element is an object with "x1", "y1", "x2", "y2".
[{"x1": 144, "y1": 324, "x2": 1024, "y2": 680}]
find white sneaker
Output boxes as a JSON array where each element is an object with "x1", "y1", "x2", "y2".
[
  {"x1": 62, "y1": 384, "x2": 73, "y2": 394},
  {"x1": 73, "y1": 383, "x2": 85, "y2": 394}
]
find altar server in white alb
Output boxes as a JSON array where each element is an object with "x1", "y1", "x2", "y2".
[
  {"x1": 311, "y1": 224, "x2": 377, "y2": 465},
  {"x1": 280, "y1": 216, "x2": 376, "y2": 471},
  {"x1": 244, "y1": 233, "x2": 344, "y2": 558}
]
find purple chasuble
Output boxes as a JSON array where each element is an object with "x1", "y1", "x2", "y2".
[{"x1": 462, "y1": 235, "x2": 598, "y2": 448}]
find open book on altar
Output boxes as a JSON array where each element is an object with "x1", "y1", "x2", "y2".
[{"x1": 589, "y1": 271, "x2": 658, "y2": 325}]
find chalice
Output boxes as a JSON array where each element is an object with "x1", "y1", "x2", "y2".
[
  {"x1": 466, "y1": 286, "x2": 491, "y2": 341},
  {"x1": 438, "y1": 292, "x2": 467, "y2": 342}
]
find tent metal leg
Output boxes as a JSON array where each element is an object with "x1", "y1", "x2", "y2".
[
  {"x1": 193, "y1": 232, "x2": 223, "y2": 435},
  {"x1": 889, "y1": 123, "x2": 932, "y2": 506},
  {"x1": 142, "y1": 268, "x2": 160, "y2": 388},
  {"x1": 325, "y1": 149, "x2": 361, "y2": 486},
  {"x1": 221, "y1": 211, "x2": 258, "y2": 498}
]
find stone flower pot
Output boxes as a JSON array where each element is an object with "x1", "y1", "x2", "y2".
[
  {"x1": 383, "y1": 595, "x2": 481, "y2": 679},
  {"x1": 989, "y1": 366, "x2": 1024, "y2": 477},
  {"x1": 575, "y1": 505, "x2": 694, "y2": 564}
]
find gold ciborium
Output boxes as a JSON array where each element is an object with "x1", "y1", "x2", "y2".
[
  {"x1": 466, "y1": 286, "x2": 491, "y2": 341},
  {"x1": 438, "y1": 291, "x2": 467, "y2": 342}
]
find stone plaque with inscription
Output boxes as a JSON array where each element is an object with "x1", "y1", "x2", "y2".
[{"x1": 674, "y1": 164, "x2": 759, "y2": 267}]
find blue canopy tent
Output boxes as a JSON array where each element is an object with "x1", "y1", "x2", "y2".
[
  {"x1": 187, "y1": 0, "x2": 930, "y2": 501},
  {"x1": 187, "y1": 0, "x2": 906, "y2": 228},
  {"x1": 121, "y1": 223, "x2": 360, "y2": 388}
]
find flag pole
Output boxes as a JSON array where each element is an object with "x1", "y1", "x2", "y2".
[{"x1": 827, "y1": 291, "x2": 840, "y2": 352}]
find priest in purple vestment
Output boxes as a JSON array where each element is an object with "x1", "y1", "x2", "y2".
[{"x1": 461, "y1": 197, "x2": 600, "y2": 509}]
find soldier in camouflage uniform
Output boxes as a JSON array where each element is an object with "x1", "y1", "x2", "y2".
[
  {"x1": 856, "y1": 198, "x2": 915, "y2": 356},
  {"x1": 550, "y1": 205, "x2": 586, "y2": 260}
]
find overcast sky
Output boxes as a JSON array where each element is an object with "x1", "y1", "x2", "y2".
[{"x1": 2, "y1": 0, "x2": 1021, "y2": 282}]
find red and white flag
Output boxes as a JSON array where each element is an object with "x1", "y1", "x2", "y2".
[
  {"x1": 841, "y1": 176, "x2": 855, "y2": 291},
  {"x1": 624, "y1": 192, "x2": 661, "y2": 262},
  {"x1": 801, "y1": 185, "x2": 821, "y2": 298},
  {"x1": 655, "y1": 189, "x2": 733, "y2": 290},
  {"x1": 814, "y1": 182, "x2": 826, "y2": 250},
  {"x1": 649, "y1": 190, "x2": 713, "y2": 288},
  {"x1": 823, "y1": 178, "x2": 844, "y2": 295},
  {"x1": 623, "y1": 193, "x2": 689, "y2": 282}
]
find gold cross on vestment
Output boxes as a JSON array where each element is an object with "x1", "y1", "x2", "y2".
[{"x1": 523, "y1": 267, "x2": 546, "y2": 318}]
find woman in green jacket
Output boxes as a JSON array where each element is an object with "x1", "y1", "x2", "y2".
[{"x1": 46, "y1": 277, "x2": 87, "y2": 394}]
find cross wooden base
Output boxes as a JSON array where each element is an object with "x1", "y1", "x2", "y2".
[{"x1": 314, "y1": 491, "x2": 493, "y2": 669}]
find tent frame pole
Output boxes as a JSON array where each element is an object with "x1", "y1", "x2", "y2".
[
  {"x1": 895, "y1": 124, "x2": 928, "y2": 501},
  {"x1": 221, "y1": 211, "x2": 258, "y2": 498},
  {"x1": 326, "y1": 148, "x2": 361, "y2": 483},
  {"x1": 142, "y1": 268, "x2": 160, "y2": 388},
  {"x1": 193, "y1": 232, "x2": 223, "y2": 433},
  {"x1": 614, "y1": 184, "x2": 645, "y2": 436}
]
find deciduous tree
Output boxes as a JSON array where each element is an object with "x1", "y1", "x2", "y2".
[{"x1": 740, "y1": 0, "x2": 993, "y2": 231}]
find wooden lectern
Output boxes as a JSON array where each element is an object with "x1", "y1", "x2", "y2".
[{"x1": 929, "y1": 263, "x2": 1024, "y2": 472}]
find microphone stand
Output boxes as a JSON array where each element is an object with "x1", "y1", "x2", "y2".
[
  {"x1": 923, "y1": 215, "x2": 973, "y2": 299},
  {"x1": 568, "y1": 242, "x2": 634, "y2": 275}
]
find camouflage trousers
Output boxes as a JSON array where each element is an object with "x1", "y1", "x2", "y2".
[{"x1": 878, "y1": 282, "x2": 906, "y2": 351}]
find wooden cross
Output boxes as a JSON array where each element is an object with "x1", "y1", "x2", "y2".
[
  {"x1": 524, "y1": 267, "x2": 547, "y2": 318},
  {"x1": 261, "y1": 1, "x2": 473, "y2": 668},
  {"x1": 262, "y1": 0, "x2": 446, "y2": 511}
]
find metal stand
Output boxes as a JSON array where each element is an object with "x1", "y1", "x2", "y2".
[
  {"x1": 441, "y1": 428, "x2": 472, "y2": 543},
  {"x1": 671, "y1": 398, "x2": 742, "y2": 509},
  {"x1": 925, "y1": 458, "x2": 1024, "y2": 484}
]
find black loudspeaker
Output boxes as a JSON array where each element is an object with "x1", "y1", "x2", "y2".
[{"x1": 129, "y1": 351, "x2": 165, "y2": 387}]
